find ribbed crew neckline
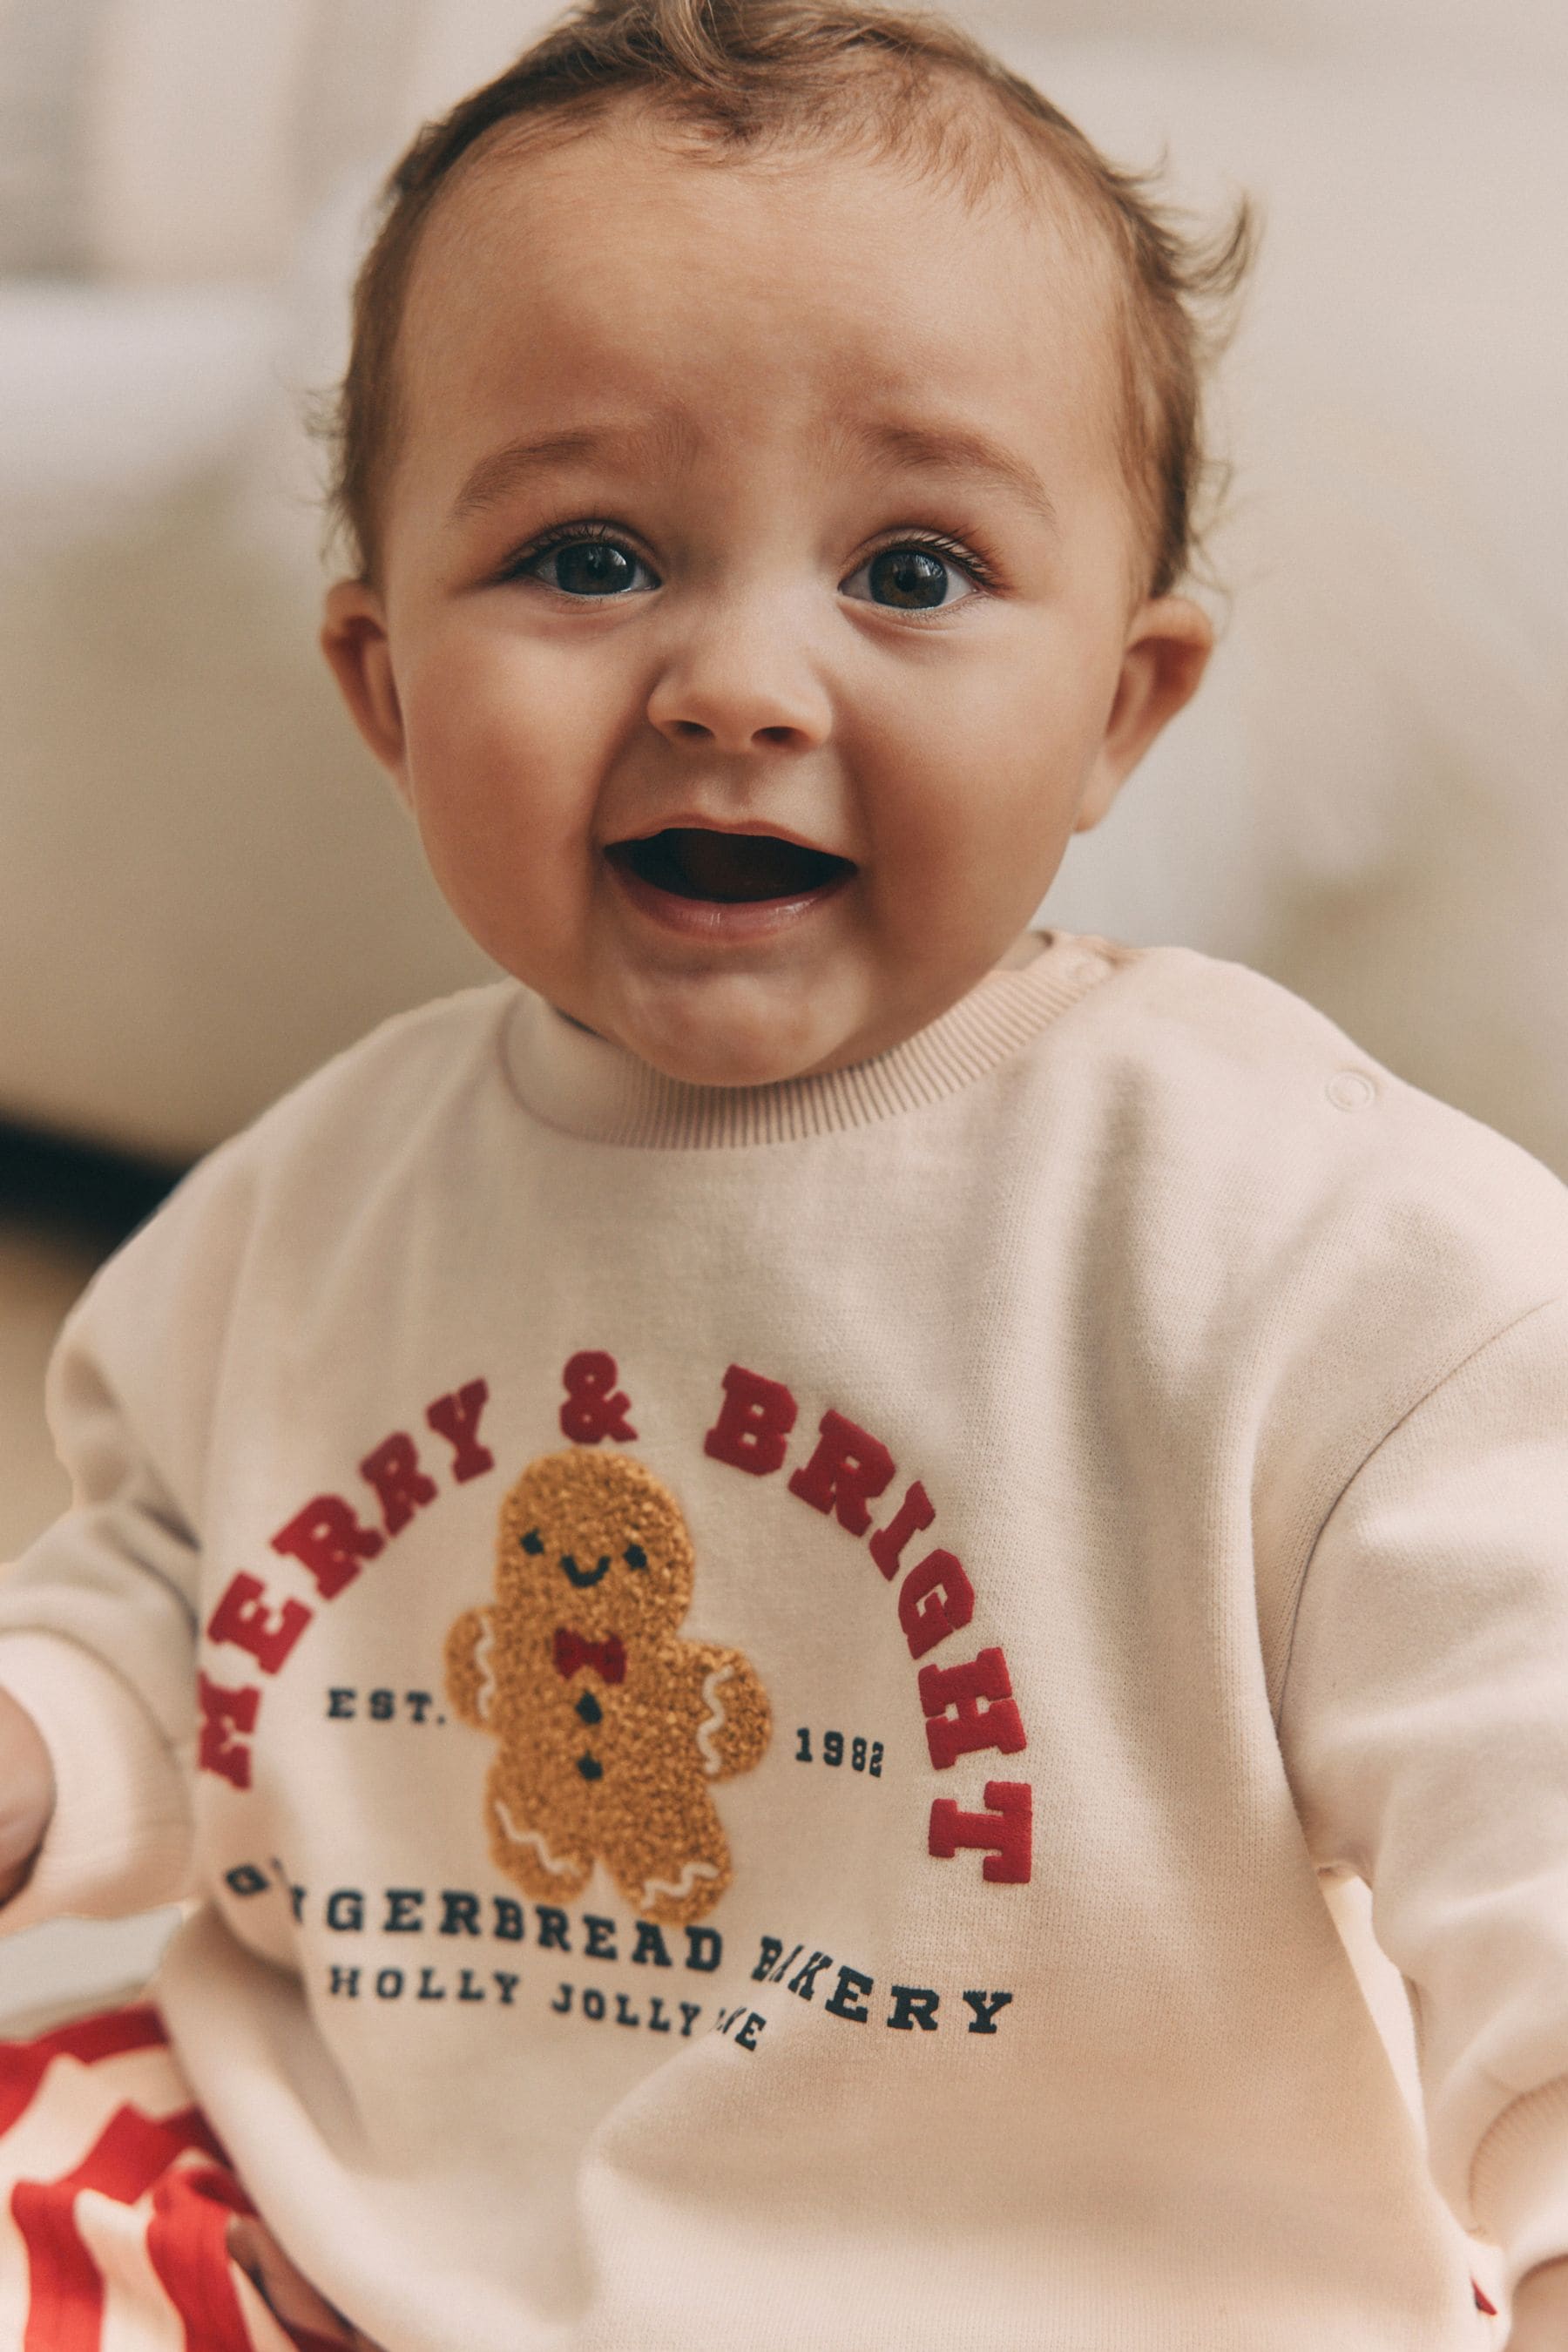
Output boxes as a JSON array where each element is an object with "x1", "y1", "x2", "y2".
[{"x1": 501, "y1": 927, "x2": 1135, "y2": 1148}]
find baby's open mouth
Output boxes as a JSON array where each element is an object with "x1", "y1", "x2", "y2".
[{"x1": 606, "y1": 828, "x2": 855, "y2": 904}]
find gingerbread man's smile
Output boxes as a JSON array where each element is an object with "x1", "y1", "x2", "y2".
[{"x1": 559, "y1": 1551, "x2": 611, "y2": 1589}]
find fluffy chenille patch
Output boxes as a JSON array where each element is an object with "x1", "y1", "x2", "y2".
[{"x1": 444, "y1": 1446, "x2": 771, "y2": 1925}]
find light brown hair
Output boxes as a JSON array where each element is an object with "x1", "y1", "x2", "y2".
[{"x1": 326, "y1": 0, "x2": 1256, "y2": 596}]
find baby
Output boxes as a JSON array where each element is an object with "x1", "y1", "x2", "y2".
[{"x1": 2, "y1": 0, "x2": 1567, "y2": 2345}]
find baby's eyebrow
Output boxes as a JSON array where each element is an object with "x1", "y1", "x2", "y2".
[
  {"x1": 845, "y1": 418, "x2": 1059, "y2": 532},
  {"x1": 449, "y1": 414, "x2": 1058, "y2": 531},
  {"x1": 450, "y1": 419, "x2": 696, "y2": 523}
]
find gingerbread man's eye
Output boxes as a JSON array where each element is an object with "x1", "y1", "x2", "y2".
[
  {"x1": 624, "y1": 1543, "x2": 648, "y2": 1570},
  {"x1": 520, "y1": 1529, "x2": 544, "y2": 1555}
]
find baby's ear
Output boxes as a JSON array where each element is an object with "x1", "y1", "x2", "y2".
[
  {"x1": 321, "y1": 579, "x2": 409, "y2": 796},
  {"x1": 1074, "y1": 593, "x2": 1213, "y2": 833}
]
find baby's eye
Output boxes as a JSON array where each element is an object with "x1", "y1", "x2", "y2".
[
  {"x1": 517, "y1": 534, "x2": 659, "y2": 598},
  {"x1": 841, "y1": 544, "x2": 977, "y2": 612}
]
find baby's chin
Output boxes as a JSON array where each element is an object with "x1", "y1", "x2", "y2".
[{"x1": 591, "y1": 967, "x2": 885, "y2": 1090}]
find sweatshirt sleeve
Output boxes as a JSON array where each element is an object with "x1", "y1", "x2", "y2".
[
  {"x1": 0, "y1": 1146, "x2": 250, "y2": 1930},
  {"x1": 1276, "y1": 1294, "x2": 1568, "y2": 2295}
]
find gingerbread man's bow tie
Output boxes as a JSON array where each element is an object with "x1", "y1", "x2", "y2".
[{"x1": 553, "y1": 1627, "x2": 626, "y2": 1684}]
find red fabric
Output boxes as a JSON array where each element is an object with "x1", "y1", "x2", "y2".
[
  {"x1": 146, "y1": 2163, "x2": 258, "y2": 2352},
  {"x1": 553, "y1": 1627, "x2": 626, "y2": 1683},
  {"x1": 355, "y1": 1433, "x2": 439, "y2": 1538},
  {"x1": 0, "y1": 2005, "x2": 166, "y2": 2134},
  {"x1": 897, "y1": 1547, "x2": 975, "y2": 1660},
  {"x1": 196, "y1": 1673, "x2": 261, "y2": 1790},
  {"x1": 917, "y1": 1646, "x2": 1028, "y2": 1770},
  {"x1": 206, "y1": 1571, "x2": 314, "y2": 1677},
  {"x1": 0, "y1": 2007, "x2": 382, "y2": 2349},
  {"x1": 269, "y1": 1495, "x2": 383, "y2": 1598},
  {"x1": 559, "y1": 1350, "x2": 638, "y2": 1444},
  {"x1": 786, "y1": 1408, "x2": 896, "y2": 1534},
  {"x1": 13, "y1": 2101, "x2": 221, "y2": 2351},
  {"x1": 424, "y1": 1379, "x2": 496, "y2": 1483},
  {"x1": 928, "y1": 1780, "x2": 1034, "y2": 1885},
  {"x1": 867, "y1": 1477, "x2": 936, "y2": 1580},
  {"x1": 702, "y1": 1362, "x2": 798, "y2": 1475}
]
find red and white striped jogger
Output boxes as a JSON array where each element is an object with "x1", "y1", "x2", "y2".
[{"x1": 0, "y1": 2004, "x2": 341, "y2": 2352}]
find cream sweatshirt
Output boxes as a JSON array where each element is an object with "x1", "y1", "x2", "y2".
[{"x1": 1, "y1": 927, "x2": 1566, "y2": 2351}]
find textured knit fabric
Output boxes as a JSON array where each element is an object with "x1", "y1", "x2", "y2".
[
  {"x1": 1, "y1": 927, "x2": 1565, "y2": 2350},
  {"x1": 0, "y1": 2003, "x2": 377, "y2": 2349}
]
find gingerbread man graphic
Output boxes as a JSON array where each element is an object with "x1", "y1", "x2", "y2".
[{"x1": 446, "y1": 1448, "x2": 770, "y2": 1925}]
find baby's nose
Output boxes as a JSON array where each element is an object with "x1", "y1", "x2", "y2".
[{"x1": 645, "y1": 600, "x2": 832, "y2": 755}]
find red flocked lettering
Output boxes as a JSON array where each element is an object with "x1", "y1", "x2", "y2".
[
  {"x1": 205, "y1": 1573, "x2": 312, "y2": 1677},
  {"x1": 270, "y1": 1496, "x2": 383, "y2": 1600},
  {"x1": 425, "y1": 1381, "x2": 495, "y2": 1482},
  {"x1": 868, "y1": 1479, "x2": 936, "y2": 1579},
  {"x1": 197, "y1": 1674, "x2": 260, "y2": 1789},
  {"x1": 898, "y1": 1549, "x2": 975, "y2": 1660},
  {"x1": 560, "y1": 1351, "x2": 637, "y2": 1445},
  {"x1": 358, "y1": 1432, "x2": 438, "y2": 1537},
  {"x1": 918, "y1": 1646, "x2": 1027, "y2": 1769},
  {"x1": 787, "y1": 1409, "x2": 896, "y2": 1535},
  {"x1": 704, "y1": 1364, "x2": 797, "y2": 1477},
  {"x1": 929, "y1": 1781, "x2": 1033, "y2": 1884}
]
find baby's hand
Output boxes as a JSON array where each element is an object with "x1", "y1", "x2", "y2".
[
  {"x1": 228, "y1": 2215, "x2": 385, "y2": 2349},
  {"x1": 0, "y1": 1687, "x2": 54, "y2": 1903},
  {"x1": 1507, "y1": 2255, "x2": 1568, "y2": 2348}
]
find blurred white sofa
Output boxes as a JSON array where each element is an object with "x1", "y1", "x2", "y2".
[{"x1": 0, "y1": 0, "x2": 1565, "y2": 1169}]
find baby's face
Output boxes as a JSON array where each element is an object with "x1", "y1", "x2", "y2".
[{"x1": 325, "y1": 109, "x2": 1209, "y2": 1085}]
